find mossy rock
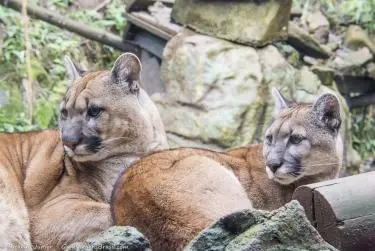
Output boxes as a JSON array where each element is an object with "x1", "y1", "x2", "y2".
[
  {"x1": 171, "y1": 0, "x2": 292, "y2": 47},
  {"x1": 185, "y1": 201, "x2": 337, "y2": 251}
]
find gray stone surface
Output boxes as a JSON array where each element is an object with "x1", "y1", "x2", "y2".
[
  {"x1": 367, "y1": 63, "x2": 375, "y2": 80},
  {"x1": 156, "y1": 29, "x2": 358, "y2": 171},
  {"x1": 344, "y1": 25, "x2": 375, "y2": 54},
  {"x1": 306, "y1": 10, "x2": 329, "y2": 32},
  {"x1": 171, "y1": 0, "x2": 292, "y2": 47},
  {"x1": 65, "y1": 226, "x2": 151, "y2": 251},
  {"x1": 184, "y1": 200, "x2": 337, "y2": 251},
  {"x1": 74, "y1": 0, "x2": 107, "y2": 9},
  {"x1": 331, "y1": 47, "x2": 373, "y2": 73},
  {"x1": 311, "y1": 65, "x2": 335, "y2": 87},
  {"x1": 288, "y1": 22, "x2": 332, "y2": 58},
  {"x1": 304, "y1": 10, "x2": 330, "y2": 44}
]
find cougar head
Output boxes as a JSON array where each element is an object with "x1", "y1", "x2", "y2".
[
  {"x1": 59, "y1": 53, "x2": 168, "y2": 163},
  {"x1": 263, "y1": 88, "x2": 343, "y2": 185}
]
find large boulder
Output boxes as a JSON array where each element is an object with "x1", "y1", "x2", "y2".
[
  {"x1": 171, "y1": 0, "x2": 292, "y2": 47},
  {"x1": 185, "y1": 200, "x2": 337, "y2": 251},
  {"x1": 155, "y1": 29, "x2": 358, "y2": 171},
  {"x1": 65, "y1": 226, "x2": 151, "y2": 251}
]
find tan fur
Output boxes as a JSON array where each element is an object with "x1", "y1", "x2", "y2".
[
  {"x1": 112, "y1": 95, "x2": 343, "y2": 251},
  {"x1": 0, "y1": 53, "x2": 168, "y2": 250}
]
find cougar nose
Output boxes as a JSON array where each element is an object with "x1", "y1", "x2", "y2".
[
  {"x1": 62, "y1": 135, "x2": 79, "y2": 150},
  {"x1": 267, "y1": 160, "x2": 283, "y2": 173}
]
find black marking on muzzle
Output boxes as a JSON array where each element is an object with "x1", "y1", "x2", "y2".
[
  {"x1": 289, "y1": 155, "x2": 302, "y2": 175},
  {"x1": 82, "y1": 136, "x2": 102, "y2": 153}
]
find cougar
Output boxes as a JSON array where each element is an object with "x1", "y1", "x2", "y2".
[
  {"x1": 0, "y1": 53, "x2": 168, "y2": 250},
  {"x1": 111, "y1": 89, "x2": 343, "y2": 251}
]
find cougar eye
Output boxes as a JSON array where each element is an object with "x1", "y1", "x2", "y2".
[
  {"x1": 289, "y1": 134, "x2": 305, "y2": 145},
  {"x1": 60, "y1": 108, "x2": 68, "y2": 120},
  {"x1": 265, "y1": 134, "x2": 273, "y2": 144},
  {"x1": 87, "y1": 105, "x2": 104, "y2": 118}
]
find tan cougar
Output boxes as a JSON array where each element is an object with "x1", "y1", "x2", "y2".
[
  {"x1": 111, "y1": 89, "x2": 343, "y2": 251},
  {"x1": 0, "y1": 53, "x2": 168, "y2": 250}
]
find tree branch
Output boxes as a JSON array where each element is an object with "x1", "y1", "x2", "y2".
[{"x1": 0, "y1": 0, "x2": 141, "y2": 53}]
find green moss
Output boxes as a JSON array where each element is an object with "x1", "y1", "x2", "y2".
[{"x1": 230, "y1": 224, "x2": 263, "y2": 246}]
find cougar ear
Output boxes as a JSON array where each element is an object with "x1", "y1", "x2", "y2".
[
  {"x1": 64, "y1": 56, "x2": 85, "y2": 83},
  {"x1": 313, "y1": 93, "x2": 341, "y2": 133},
  {"x1": 271, "y1": 88, "x2": 289, "y2": 117},
  {"x1": 111, "y1": 53, "x2": 142, "y2": 93}
]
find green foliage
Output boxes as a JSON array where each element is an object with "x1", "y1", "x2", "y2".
[
  {"x1": 0, "y1": 0, "x2": 126, "y2": 132},
  {"x1": 69, "y1": 0, "x2": 126, "y2": 33},
  {"x1": 293, "y1": 0, "x2": 375, "y2": 34},
  {"x1": 352, "y1": 108, "x2": 375, "y2": 160}
]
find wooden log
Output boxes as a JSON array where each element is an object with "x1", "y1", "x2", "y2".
[
  {"x1": 0, "y1": 0, "x2": 141, "y2": 53},
  {"x1": 334, "y1": 75, "x2": 375, "y2": 96},
  {"x1": 124, "y1": 12, "x2": 174, "y2": 40},
  {"x1": 293, "y1": 172, "x2": 375, "y2": 251},
  {"x1": 346, "y1": 92, "x2": 375, "y2": 109},
  {"x1": 131, "y1": 12, "x2": 180, "y2": 37}
]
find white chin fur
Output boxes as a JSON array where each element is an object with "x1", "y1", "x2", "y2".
[
  {"x1": 266, "y1": 166, "x2": 298, "y2": 185},
  {"x1": 265, "y1": 166, "x2": 274, "y2": 179},
  {"x1": 64, "y1": 146, "x2": 74, "y2": 157}
]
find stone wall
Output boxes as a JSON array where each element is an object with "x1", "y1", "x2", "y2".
[{"x1": 154, "y1": 28, "x2": 358, "y2": 171}]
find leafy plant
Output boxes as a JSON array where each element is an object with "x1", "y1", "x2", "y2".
[
  {"x1": 293, "y1": 0, "x2": 375, "y2": 34},
  {"x1": 0, "y1": 0, "x2": 126, "y2": 132},
  {"x1": 352, "y1": 107, "x2": 375, "y2": 160}
]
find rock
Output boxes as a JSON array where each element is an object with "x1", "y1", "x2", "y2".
[
  {"x1": 184, "y1": 200, "x2": 338, "y2": 251},
  {"x1": 331, "y1": 47, "x2": 373, "y2": 73},
  {"x1": 171, "y1": 0, "x2": 292, "y2": 47},
  {"x1": 73, "y1": 0, "x2": 108, "y2": 10},
  {"x1": 312, "y1": 27, "x2": 329, "y2": 44},
  {"x1": 327, "y1": 32, "x2": 342, "y2": 51},
  {"x1": 367, "y1": 62, "x2": 375, "y2": 80},
  {"x1": 65, "y1": 226, "x2": 151, "y2": 251},
  {"x1": 328, "y1": 32, "x2": 342, "y2": 44},
  {"x1": 158, "y1": 29, "x2": 264, "y2": 148},
  {"x1": 306, "y1": 10, "x2": 329, "y2": 32},
  {"x1": 303, "y1": 55, "x2": 321, "y2": 66},
  {"x1": 273, "y1": 42, "x2": 301, "y2": 68},
  {"x1": 326, "y1": 42, "x2": 340, "y2": 52},
  {"x1": 304, "y1": 10, "x2": 330, "y2": 44},
  {"x1": 157, "y1": 29, "x2": 358, "y2": 172},
  {"x1": 288, "y1": 22, "x2": 332, "y2": 58},
  {"x1": 361, "y1": 158, "x2": 375, "y2": 173},
  {"x1": 140, "y1": 51, "x2": 165, "y2": 95},
  {"x1": 311, "y1": 65, "x2": 335, "y2": 87},
  {"x1": 344, "y1": 25, "x2": 375, "y2": 55}
]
